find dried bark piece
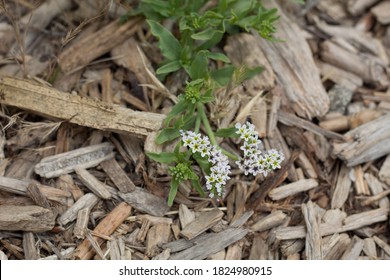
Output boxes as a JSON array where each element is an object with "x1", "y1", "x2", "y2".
[
  {"x1": 146, "y1": 223, "x2": 171, "y2": 257},
  {"x1": 75, "y1": 168, "x2": 111, "y2": 200},
  {"x1": 100, "y1": 158, "x2": 135, "y2": 193},
  {"x1": 0, "y1": 205, "x2": 55, "y2": 232},
  {"x1": 317, "y1": 61, "x2": 363, "y2": 91},
  {"x1": 179, "y1": 204, "x2": 195, "y2": 229},
  {"x1": 39, "y1": 247, "x2": 75, "y2": 260},
  {"x1": 74, "y1": 208, "x2": 90, "y2": 239},
  {"x1": 323, "y1": 233, "x2": 351, "y2": 260},
  {"x1": 58, "y1": 18, "x2": 142, "y2": 73},
  {"x1": 23, "y1": 232, "x2": 38, "y2": 260},
  {"x1": 347, "y1": 0, "x2": 380, "y2": 16},
  {"x1": 74, "y1": 202, "x2": 132, "y2": 260},
  {"x1": 379, "y1": 154, "x2": 390, "y2": 186},
  {"x1": 250, "y1": 211, "x2": 287, "y2": 232},
  {"x1": 0, "y1": 77, "x2": 165, "y2": 138},
  {"x1": 180, "y1": 208, "x2": 224, "y2": 240},
  {"x1": 371, "y1": 1, "x2": 390, "y2": 24},
  {"x1": 269, "y1": 179, "x2": 318, "y2": 201},
  {"x1": 35, "y1": 143, "x2": 114, "y2": 178},
  {"x1": 373, "y1": 236, "x2": 390, "y2": 256},
  {"x1": 341, "y1": 235, "x2": 364, "y2": 260},
  {"x1": 331, "y1": 164, "x2": 352, "y2": 209},
  {"x1": 58, "y1": 193, "x2": 99, "y2": 226},
  {"x1": 302, "y1": 201, "x2": 323, "y2": 260},
  {"x1": 249, "y1": 235, "x2": 268, "y2": 260},
  {"x1": 320, "y1": 40, "x2": 388, "y2": 89},
  {"x1": 364, "y1": 173, "x2": 390, "y2": 208},
  {"x1": 170, "y1": 227, "x2": 248, "y2": 260},
  {"x1": 26, "y1": 183, "x2": 51, "y2": 209},
  {"x1": 225, "y1": 239, "x2": 245, "y2": 260},
  {"x1": 118, "y1": 188, "x2": 169, "y2": 217},
  {"x1": 363, "y1": 238, "x2": 377, "y2": 259},
  {"x1": 332, "y1": 113, "x2": 390, "y2": 166},
  {"x1": 275, "y1": 208, "x2": 388, "y2": 240}
]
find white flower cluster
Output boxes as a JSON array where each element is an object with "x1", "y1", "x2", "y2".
[
  {"x1": 235, "y1": 122, "x2": 284, "y2": 176},
  {"x1": 180, "y1": 130, "x2": 231, "y2": 198}
]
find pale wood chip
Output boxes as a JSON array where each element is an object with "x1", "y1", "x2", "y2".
[
  {"x1": 250, "y1": 210, "x2": 287, "y2": 232},
  {"x1": 341, "y1": 235, "x2": 364, "y2": 259},
  {"x1": 75, "y1": 168, "x2": 112, "y2": 199},
  {"x1": 302, "y1": 201, "x2": 323, "y2": 260},
  {"x1": 363, "y1": 238, "x2": 377, "y2": 259},
  {"x1": 23, "y1": 232, "x2": 38, "y2": 260},
  {"x1": 146, "y1": 223, "x2": 171, "y2": 257},
  {"x1": 269, "y1": 179, "x2": 318, "y2": 200},
  {"x1": 100, "y1": 158, "x2": 135, "y2": 193},
  {"x1": 331, "y1": 164, "x2": 352, "y2": 209},
  {"x1": 373, "y1": 236, "x2": 390, "y2": 256},
  {"x1": 58, "y1": 193, "x2": 99, "y2": 226}
]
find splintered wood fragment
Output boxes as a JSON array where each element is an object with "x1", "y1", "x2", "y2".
[
  {"x1": 0, "y1": 77, "x2": 165, "y2": 137},
  {"x1": 332, "y1": 113, "x2": 390, "y2": 166},
  {"x1": 296, "y1": 152, "x2": 317, "y2": 179},
  {"x1": 39, "y1": 247, "x2": 75, "y2": 260},
  {"x1": 317, "y1": 61, "x2": 363, "y2": 91},
  {"x1": 75, "y1": 168, "x2": 111, "y2": 199},
  {"x1": 146, "y1": 223, "x2": 171, "y2": 257},
  {"x1": 26, "y1": 183, "x2": 51, "y2": 208},
  {"x1": 249, "y1": 236, "x2": 268, "y2": 260},
  {"x1": 0, "y1": 205, "x2": 55, "y2": 232},
  {"x1": 341, "y1": 235, "x2": 364, "y2": 260},
  {"x1": 371, "y1": 1, "x2": 390, "y2": 24},
  {"x1": 118, "y1": 188, "x2": 169, "y2": 217},
  {"x1": 320, "y1": 41, "x2": 388, "y2": 89},
  {"x1": 269, "y1": 179, "x2": 318, "y2": 200},
  {"x1": 224, "y1": 33, "x2": 275, "y2": 92},
  {"x1": 353, "y1": 166, "x2": 370, "y2": 195},
  {"x1": 0, "y1": 250, "x2": 7, "y2": 260},
  {"x1": 275, "y1": 208, "x2": 389, "y2": 240},
  {"x1": 225, "y1": 240, "x2": 245, "y2": 260},
  {"x1": 363, "y1": 238, "x2": 377, "y2": 259},
  {"x1": 179, "y1": 204, "x2": 195, "y2": 229},
  {"x1": 170, "y1": 227, "x2": 248, "y2": 260},
  {"x1": 253, "y1": 4, "x2": 329, "y2": 119},
  {"x1": 302, "y1": 201, "x2": 323, "y2": 260},
  {"x1": 57, "y1": 174, "x2": 84, "y2": 200},
  {"x1": 230, "y1": 210, "x2": 254, "y2": 228},
  {"x1": 74, "y1": 208, "x2": 90, "y2": 239},
  {"x1": 364, "y1": 173, "x2": 390, "y2": 208},
  {"x1": 331, "y1": 165, "x2": 352, "y2": 209},
  {"x1": 100, "y1": 158, "x2": 135, "y2": 193},
  {"x1": 278, "y1": 111, "x2": 344, "y2": 140},
  {"x1": 58, "y1": 18, "x2": 142, "y2": 73},
  {"x1": 137, "y1": 215, "x2": 173, "y2": 225},
  {"x1": 348, "y1": 0, "x2": 379, "y2": 16},
  {"x1": 58, "y1": 193, "x2": 99, "y2": 225},
  {"x1": 107, "y1": 239, "x2": 121, "y2": 260},
  {"x1": 23, "y1": 232, "x2": 38, "y2": 260},
  {"x1": 74, "y1": 202, "x2": 131, "y2": 260},
  {"x1": 250, "y1": 211, "x2": 287, "y2": 232},
  {"x1": 379, "y1": 155, "x2": 390, "y2": 186},
  {"x1": 323, "y1": 233, "x2": 351, "y2": 260},
  {"x1": 280, "y1": 240, "x2": 305, "y2": 257},
  {"x1": 181, "y1": 208, "x2": 224, "y2": 240},
  {"x1": 373, "y1": 236, "x2": 390, "y2": 256},
  {"x1": 34, "y1": 143, "x2": 114, "y2": 178},
  {"x1": 267, "y1": 87, "x2": 282, "y2": 137}
]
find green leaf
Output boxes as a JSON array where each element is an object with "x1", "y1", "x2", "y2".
[
  {"x1": 197, "y1": 30, "x2": 224, "y2": 50},
  {"x1": 207, "y1": 52, "x2": 231, "y2": 63},
  {"x1": 191, "y1": 28, "x2": 218, "y2": 41},
  {"x1": 233, "y1": 65, "x2": 264, "y2": 85},
  {"x1": 191, "y1": 179, "x2": 205, "y2": 197},
  {"x1": 192, "y1": 152, "x2": 211, "y2": 173},
  {"x1": 215, "y1": 126, "x2": 239, "y2": 138},
  {"x1": 188, "y1": 50, "x2": 209, "y2": 80},
  {"x1": 145, "y1": 151, "x2": 177, "y2": 164},
  {"x1": 168, "y1": 179, "x2": 180, "y2": 206},
  {"x1": 156, "y1": 128, "x2": 181, "y2": 144},
  {"x1": 163, "y1": 95, "x2": 188, "y2": 126},
  {"x1": 147, "y1": 20, "x2": 182, "y2": 61},
  {"x1": 199, "y1": 88, "x2": 214, "y2": 103},
  {"x1": 210, "y1": 66, "x2": 235, "y2": 86},
  {"x1": 157, "y1": 60, "x2": 182, "y2": 75}
]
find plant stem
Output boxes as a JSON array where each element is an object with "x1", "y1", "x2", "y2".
[
  {"x1": 198, "y1": 103, "x2": 217, "y2": 146},
  {"x1": 194, "y1": 108, "x2": 201, "y2": 133},
  {"x1": 197, "y1": 103, "x2": 239, "y2": 161}
]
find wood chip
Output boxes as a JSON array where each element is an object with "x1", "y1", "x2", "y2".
[
  {"x1": 364, "y1": 173, "x2": 390, "y2": 208},
  {"x1": 371, "y1": 1, "x2": 390, "y2": 24},
  {"x1": 363, "y1": 238, "x2": 377, "y2": 259},
  {"x1": 34, "y1": 142, "x2": 115, "y2": 178},
  {"x1": 146, "y1": 223, "x2": 171, "y2": 257},
  {"x1": 0, "y1": 77, "x2": 165, "y2": 137},
  {"x1": 58, "y1": 193, "x2": 99, "y2": 226},
  {"x1": 74, "y1": 208, "x2": 90, "y2": 239},
  {"x1": 269, "y1": 179, "x2": 318, "y2": 201},
  {"x1": 170, "y1": 227, "x2": 248, "y2": 260},
  {"x1": 250, "y1": 211, "x2": 287, "y2": 232},
  {"x1": 323, "y1": 233, "x2": 351, "y2": 260},
  {"x1": 373, "y1": 236, "x2": 390, "y2": 256},
  {"x1": 331, "y1": 164, "x2": 352, "y2": 209},
  {"x1": 23, "y1": 232, "x2": 38, "y2": 260},
  {"x1": 74, "y1": 202, "x2": 132, "y2": 260},
  {"x1": 0, "y1": 205, "x2": 55, "y2": 232},
  {"x1": 100, "y1": 158, "x2": 135, "y2": 193},
  {"x1": 341, "y1": 235, "x2": 364, "y2": 259},
  {"x1": 302, "y1": 201, "x2": 323, "y2": 260},
  {"x1": 75, "y1": 168, "x2": 112, "y2": 199},
  {"x1": 179, "y1": 204, "x2": 195, "y2": 229},
  {"x1": 118, "y1": 188, "x2": 169, "y2": 217},
  {"x1": 180, "y1": 208, "x2": 224, "y2": 240},
  {"x1": 379, "y1": 154, "x2": 390, "y2": 186}
]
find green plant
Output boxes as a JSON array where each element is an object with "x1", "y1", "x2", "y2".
[{"x1": 124, "y1": 0, "x2": 285, "y2": 205}]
